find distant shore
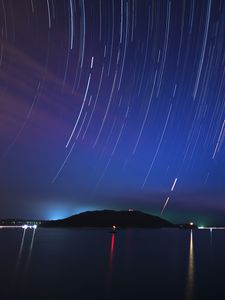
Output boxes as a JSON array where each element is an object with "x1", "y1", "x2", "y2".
[{"x1": 0, "y1": 209, "x2": 199, "y2": 229}]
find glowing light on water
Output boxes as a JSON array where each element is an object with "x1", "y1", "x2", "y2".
[
  {"x1": 12, "y1": 225, "x2": 38, "y2": 284},
  {"x1": 13, "y1": 228, "x2": 27, "y2": 281},
  {"x1": 107, "y1": 233, "x2": 116, "y2": 288},
  {"x1": 110, "y1": 234, "x2": 115, "y2": 256},
  {"x1": 25, "y1": 227, "x2": 37, "y2": 279},
  {"x1": 198, "y1": 226, "x2": 225, "y2": 230},
  {"x1": 109, "y1": 233, "x2": 115, "y2": 272},
  {"x1": 186, "y1": 230, "x2": 194, "y2": 300}
]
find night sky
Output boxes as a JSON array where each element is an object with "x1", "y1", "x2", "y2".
[{"x1": 0, "y1": 0, "x2": 225, "y2": 225}]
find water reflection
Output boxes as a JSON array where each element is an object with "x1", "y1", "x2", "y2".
[
  {"x1": 107, "y1": 233, "x2": 115, "y2": 290},
  {"x1": 14, "y1": 228, "x2": 27, "y2": 277},
  {"x1": 10, "y1": 228, "x2": 27, "y2": 299},
  {"x1": 186, "y1": 230, "x2": 194, "y2": 300},
  {"x1": 109, "y1": 233, "x2": 115, "y2": 271},
  {"x1": 12, "y1": 227, "x2": 37, "y2": 287},
  {"x1": 24, "y1": 228, "x2": 36, "y2": 279},
  {"x1": 210, "y1": 228, "x2": 213, "y2": 248}
]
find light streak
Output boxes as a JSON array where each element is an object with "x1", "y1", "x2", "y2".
[
  {"x1": 52, "y1": 141, "x2": 76, "y2": 183},
  {"x1": 161, "y1": 178, "x2": 178, "y2": 215},
  {"x1": 90, "y1": 56, "x2": 94, "y2": 69},
  {"x1": 31, "y1": 0, "x2": 34, "y2": 13},
  {"x1": 46, "y1": 0, "x2": 51, "y2": 29},
  {"x1": 82, "y1": 65, "x2": 104, "y2": 140},
  {"x1": 212, "y1": 120, "x2": 225, "y2": 159},
  {"x1": 160, "y1": 197, "x2": 170, "y2": 215},
  {"x1": 1, "y1": 89, "x2": 40, "y2": 160},
  {"x1": 107, "y1": 1, "x2": 115, "y2": 75},
  {"x1": 137, "y1": 6, "x2": 151, "y2": 96},
  {"x1": 142, "y1": 104, "x2": 172, "y2": 188},
  {"x1": 118, "y1": 2, "x2": 129, "y2": 91},
  {"x1": 204, "y1": 172, "x2": 210, "y2": 185},
  {"x1": 156, "y1": 1, "x2": 171, "y2": 97},
  {"x1": 131, "y1": 0, "x2": 135, "y2": 42},
  {"x1": 171, "y1": 178, "x2": 178, "y2": 191},
  {"x1": 88, "y1": 95, "x2": 92, "y2": 106},
  {"x1": 76, "y1": 112, "x2": 87, "y2": 139},
  {"x1": 193, "y1": 0, "x2": 211, "y2": 99},
  {"x1": 69, "y1": 0, "x2": 74, "y2": 49},
  {"x1": 120, "y1": 0, "x2": 123, "y2": 44},
  {"x1": 66, "y1": 73, "x2": 91, "y2": 148},
  {"x1": 2, "y1": 0, "x2": 7, "y2": 39},
  {"x1": 173, "y1": 84, "x2": 177, "y2": 97},
  {"x1": 99, "y1": 0, "x2": 102, "y2": 40},
  {"x1": 133, "y1": 70, "x2": 157, "y2": 154},
  {"x1": 111, "y1": 122, "x2": 125, "y2": 156},
  {"x1": 80, "y1": 0, "x2": 86, "y2": 68},
  {"x1": 62, "y1": 45, "x2": 70, "y2": 88},
  {"x1": 93, "y1": 69, "x2": 118, "y2": 148}
]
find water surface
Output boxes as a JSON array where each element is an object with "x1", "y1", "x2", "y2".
[{"x1": 0, "y1": 228, "x2": 224, "y2": 299}]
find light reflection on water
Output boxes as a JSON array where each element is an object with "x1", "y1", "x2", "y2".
[
  {"x1": 2, "y1": 228, "x2": 225, "y2": 300},
  {"x1": 109, "y1": 233, "x2": 115, "y2": 269},
  {"x1": 186, "y1": 230, "x2": 194, "y2": 300},
  {"x1": 210, "y1": 228, "x2": 213, "y2": 247},
  {"x1": 107, "y1": 233, "x2": 115, "y2": 289},
  {"x1": 8, "y1": 227, "x2": 36, "y2": 299},
  {"x1": 12, "y1": 227, "x2": 37, "y2": 290},
  {"x1": 14, "y1": 228, "x2": 26, "y2": 278},
  {"x1": 24, "y1": 228, "x2": 36, "y2": 279}
]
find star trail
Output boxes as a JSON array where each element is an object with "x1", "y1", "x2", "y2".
[{"x1": 0, "y1": 0, "x2": 225, "y2": 224}]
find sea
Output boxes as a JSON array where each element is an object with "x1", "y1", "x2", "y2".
[{"x1": 0, "y1": 227, "x2": 224, "y2": 300}]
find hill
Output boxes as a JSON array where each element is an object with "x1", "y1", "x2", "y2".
[{"x1": 42, "y1": 210, "x2": 175, "y2": 228}]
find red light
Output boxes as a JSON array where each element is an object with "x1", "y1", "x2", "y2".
[
  {"x1": 110, "y1": 233, "x2": 115, "y2": 255},
  {"x1": 108, "y1": 233, "x2": 115, "y2": 279}
]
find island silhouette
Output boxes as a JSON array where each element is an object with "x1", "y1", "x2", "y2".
[{"x1": 41, "y1": 210, "x2": 176, "y2": 228}]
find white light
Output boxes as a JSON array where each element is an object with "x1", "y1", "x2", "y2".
[
  {"x1": 33, "y1": 225, "x2": 37, "y2": 229},
  {"x1": 22, "y1": 225, "x2": 28, "y2": 229},
  {"x1": 171, "y1": 178, "x2": 178, "y2": 192}
]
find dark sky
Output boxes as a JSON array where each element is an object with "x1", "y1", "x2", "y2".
[{"x1": 0, "y1": 0, "x2": 225, "y2": 225}]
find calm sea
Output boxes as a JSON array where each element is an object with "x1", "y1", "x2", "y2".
[{"x1": 0, "y1": 228, "x2": 224, "y2": 300}]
